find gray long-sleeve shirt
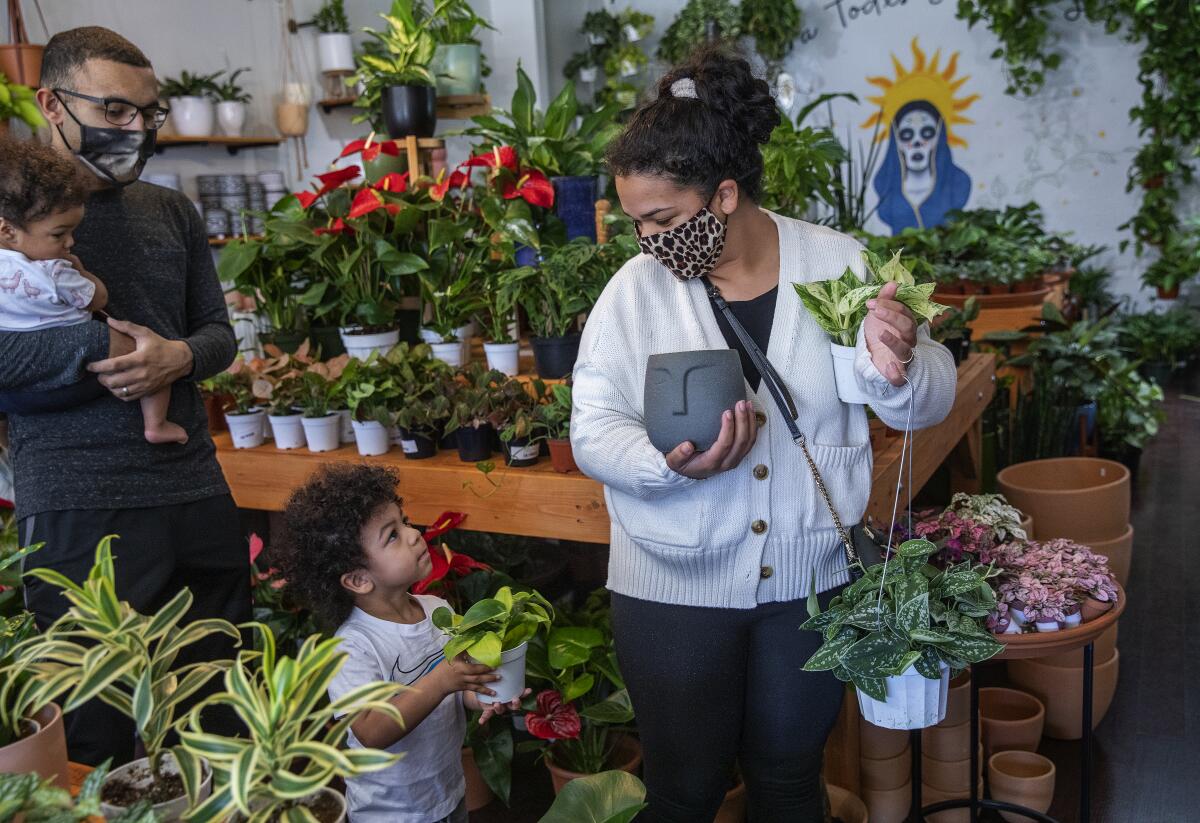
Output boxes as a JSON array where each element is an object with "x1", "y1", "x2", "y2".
[{"x1": 0, "y1": 182, "x2": 235, "y2": 520}]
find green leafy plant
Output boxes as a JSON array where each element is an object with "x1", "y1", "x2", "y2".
[
  {"x1": 444, "y1": 362, "x2": 506, "y2": 436},
  {"x1": 295, "y1": 354, "x2": 350, "y2": 418},
  {"x1": 618, "y1": 9, "x2": 654, "y2": 41},
  {"x1": 386, "y1": 343, "x2": 453, "y2": 435},
  {"x1": 1140, "y1": 220, "x2": 1200, "y2": 295},
  {"x1": 760, "y1": 96, "x2": 850, "y2": 221},
  {"x1": 491, "y1": 376, "x2": 548, "y2": 446},
  {"x1": 536, "y1": 383, "x2": 573, "y2": 442},
  {"x1": 211, "y1": 68, "x2": 251, "y2": 104},
  {"x1": 201, "y1": 357, "x2": 264, "y2": 415},
  {"x1": 353, "y1": 0, "x2": 447, "y2": 128},
  {"x1": 341, "y1": 357, "x2": 404, "y2": 428},
  {"x1": 0, "y1": 519, "x2": 37, "y2": 617},
  {"x1": 176, "y1": 624, "x2": 404, "y2": 822},
  {"x1": 0, "y1": 72, "x2": 45, "y2": 129},
  {"x1": 0, "y1": 761, "x2": 156, "y2": 823},
  {"x1": 932, "y1": 296, "x2": 979, "y2": 344},
  {"x1": 1096, "y1": 360, "x2": 1165, "y2": 456},
  {"x1": 537, "y1": 770, "x2": 647, "y2": 823},
  {"x1": 801, "y1": 538, "x2": 1004, "y2": 700},
  {"x1": 740, "y1": 0, "x2": 803, "y2": 75},
  {"x1": 1065, "y1": 264, "x2": 1118, "y2": 321},
  {"x1": 432, "y1": 585, "x2": 552, "y2": 667},
  {"x1": 425, "y1": 0, "x2": 495, "y2": 45},
  {"x1": 1118, "y1": 307, "x2": 1200, "y2": 366},
  {"x1": 310, "y1": 0, "x2": 350, "y2": 33},
  {"x1": 217, "y1": 230, "x2": 311, "y2": 338},
  {"x1": 656, "y1": 0, "x2": 741, "y2": 65},
  {"x1": 159, "y1": 70, "x2": 222, "y2": 100}
]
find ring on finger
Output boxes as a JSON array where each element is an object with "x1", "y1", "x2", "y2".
[
  {"x1": 121, "y1": 386, "x2": 130, "y2": 397},
  {"x1": 900, "y1": 349, "x2": 915, "y2": 365}
]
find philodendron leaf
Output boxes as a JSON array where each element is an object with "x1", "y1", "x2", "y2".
[{"x1": 467, "y1": 631, "x2": 503, "y2": 668}]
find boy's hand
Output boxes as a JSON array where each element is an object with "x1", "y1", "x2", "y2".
[
  {"x1": 434, "y1": 653, "x2": 500, "y2": 699},
  {"x1": 475, "y1": 688, "x2": 531, "y2": 724}
]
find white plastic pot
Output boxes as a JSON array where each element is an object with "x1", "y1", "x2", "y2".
[
  {"x1": 168, "y1": 96, "x2": 215, "y2": 137},
  {"x1": 335, "y1": 408, "x2": 354, "y2": 443},
  {"x1": 216, "y1": 101, "x2": 246, "y2": 137},
  {"x1": 484, "y1": 341, "x2": 520, "y2": 376},
  {"x1": 101, "y1": 752, "x2": 210, "y2": 822},
  {"x1": 301, "y1": 414, "x2": 341, "y2": 453},
  {"x1": 352, "y1": 420, "x2": 391, "y2": 456},
  {"x1": 431, "y1": 340, "x2": 465, "y2": 368},
  {"x1": 857, "y1": 661, "x2": 950, "y2": 730},
  {"x1": 579, "y1": 66, "x2": 598, "y2": 83},
  {"x1": 316, "y1": 32, "x2": 355, "y2": 73},
  {"x1": 1062, "y1": 612, "x2": 1082, "y2": 629},
  {"x1": 624, "y1": 24, "x2": 643, "y2": 42},
  {"x1": 1035, "y1": 620, "x2": 1060, "y2": 633},
  {"x1": 340, "y1": 327, "x2": 399, "y2": 360},
  {"x1": 830, "y1": 342, "x2": 871, "y2": 405},
  {"x1": 587, "y1": 32, "x2": 606, "y2": 46},
  {"x1": 225, "y1": 409, "x2": 266, "y2": 448},
  {"x1": 268, "y1": 412, "x2": 306, "y2": 450},
  {"x1": 1009, "y1": 607, "x2": 1028, "y2": 626},
  {"x1": 474, "y1": 642, "x2": 528, "y2": 705}
]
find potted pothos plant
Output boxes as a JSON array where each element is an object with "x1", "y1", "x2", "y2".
[
  {"x1": 432, "y1": 586, "x2": 553, "y2": 705},
  {"x1": 445, "y1": 362, "x2": 506, "y2": 463},
  {"x1": 801, "y1": 538, "x2": 1004, "y2": 730},
  {"x1": 491, "y1": 377, "x2": 548, "y2": 467},
  {"x1": 537, "y1": 382, "x2": 577, "y2": 473},
  {"x1": 384, "y1": 343, "x2": 453, "y2": 458},
  {"x1": 342, "y1": 357, "x2": 404, "y2": 456},
  {"x1": 795, "y1": 250, "x2": 948, "y2": 405},
  {"x1": 1140, "y1": 220, "x2": 1199, "y2": 299},
  {"x1": 203, "y1": 357, "x2": 267, "y2": 448},
  {"x1": 295, "y1": 353, "x2": 351, "y2": 453}
]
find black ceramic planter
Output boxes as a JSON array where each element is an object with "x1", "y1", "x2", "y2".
[
  {"x1": 456, "y1": 424, "x2": 493, "y2": 462},
  {"x1": 505, "y1": 436, "x2": 539, "y2": 468},
  {"x1": 397, "y1": 427, "x2": 437, "y2": 459},
  {"x1": 531, "y1": 334, "x2": 582, "y2": 380},
  {"x1": 643, "y1": 349, "x2": 745, "y2": 453},
  {"x1": 383, "y1": 85, "x2": 437, "y2": 138}
]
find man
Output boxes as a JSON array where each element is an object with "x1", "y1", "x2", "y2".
[{"x1": 0, "y1": 27, "x2": 247, "y2": 766}]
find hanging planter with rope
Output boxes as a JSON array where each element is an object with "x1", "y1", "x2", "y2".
[{"x1": 0, "y1": 0, "x2": 47, "y2": 86}]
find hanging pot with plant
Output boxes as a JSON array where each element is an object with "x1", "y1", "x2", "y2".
[
  {"x1": 0, "y1": 0, "x2": 44, "y2": 86},
  {"x1": 311, "y1": 0, "x2": 355, "y2": 74}
]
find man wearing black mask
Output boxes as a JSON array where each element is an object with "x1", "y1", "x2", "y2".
[{"x1": 0, "y1": 27, "x2": 248, "y2": 766}]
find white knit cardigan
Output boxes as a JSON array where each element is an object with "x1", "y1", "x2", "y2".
[{"x1": 570, "y1": 212, "x2": 957, "y2": 609}]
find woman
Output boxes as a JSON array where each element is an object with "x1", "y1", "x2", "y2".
[{"x1": 570, "y1": 46, "x2": 957, "y2": 822}]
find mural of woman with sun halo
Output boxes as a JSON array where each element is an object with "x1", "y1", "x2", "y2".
[{"x1": 863, "y1": 38, "x2": 980, "y2": 234}]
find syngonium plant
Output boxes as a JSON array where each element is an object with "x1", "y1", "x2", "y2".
[
  {"x1": 432, "y1": 586, "x2": 553, "y2": 667},
  {"x1": 795, "y1": 250, "x2": 950, "y2": 347},
  {"x1": 801, "y1": 538, "x2": 1004, "y2": 701}
]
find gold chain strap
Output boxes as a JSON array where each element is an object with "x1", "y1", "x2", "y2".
[{"x1": 794, "y1": 431, "x2": 860, "y2": 570}]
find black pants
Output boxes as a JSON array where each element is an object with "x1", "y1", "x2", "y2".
[
  {"x1": 21, "y1": 494, "x2": 251, "y2": 767},
  {"x1": 611, "y1": 589, "x2": 846, "y2": 823}
]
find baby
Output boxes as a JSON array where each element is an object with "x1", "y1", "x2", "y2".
[{"x1": 0, "y1": 137, "x2": 185, "y2": 444}]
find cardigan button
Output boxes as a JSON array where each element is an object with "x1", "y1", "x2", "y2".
[
  {"x1": 751, "y1": 519, "x2": 768, "y2": 535},
  {"x1": 760, "y1": 565, "x2": 774, "y2": 579},
  {"x1": 753, "y1": 464, "x2": 768, "y2": 480},
  {"x1": 754, "y1": 411, "x2": 767, "y2": 427}
]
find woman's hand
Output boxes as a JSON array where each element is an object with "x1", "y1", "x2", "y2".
[
  {"x1": 863, "y1": 281, "x2": 918, "y2": 387},
  {"x1": 664, "y1": 400, "x2": 758, "y2": 479}
]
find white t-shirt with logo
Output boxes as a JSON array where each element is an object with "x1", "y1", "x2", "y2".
[{"x1": 328, "y1": 595, "x2": 466, "y2": 823}]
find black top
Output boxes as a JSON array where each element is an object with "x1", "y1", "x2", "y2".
[{"x1": 710, "y1": 286, "x2": 778, "y2": 392}]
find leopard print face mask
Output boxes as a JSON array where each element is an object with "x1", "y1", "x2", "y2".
[{"x1": 636, "y1": 206, "x2": 727, "y2": 282}]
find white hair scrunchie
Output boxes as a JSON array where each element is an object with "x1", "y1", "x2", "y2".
[{"x1": 670, "y1": 78, "x2": 698, "y2": 99}]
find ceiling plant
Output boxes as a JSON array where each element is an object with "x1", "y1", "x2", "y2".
[
  {"x1": 740, "y1": 0, "x2": 804, "y2": 77},
  {"x1": 656, "y1": 0, "x2": 741, "y2": 65}
]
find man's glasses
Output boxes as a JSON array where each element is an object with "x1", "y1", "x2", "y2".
[{"x1": 53, "y1": 89, "x2": 170, "y2": 129}]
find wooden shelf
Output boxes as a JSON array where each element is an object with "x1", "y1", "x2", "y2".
[
  {"x1": 318, "y1": 96, "x2": 358, "y2": 114},
  {"x1": 155, "y1": 135, "x2": 283, "y2": 155},
  {"x1": 316, "y1": 93, "x2": 489, "y2": 120},
  {"x1": 209, "y1": 235, "x2": 264, "y2": 247}
]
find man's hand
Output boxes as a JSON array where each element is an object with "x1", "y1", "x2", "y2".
[
  {"x1": 863, "y1": 281, "x2": 918, "y2": 387},
  {"x1": 87, "y1": 317, "x2": 193, "y2": 401},
  {"x1": 664, "y1": 399, "x2": 758, "y2": 480}
]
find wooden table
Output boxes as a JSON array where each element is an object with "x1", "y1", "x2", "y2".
[{"x1": 216, "y1": 354, "x2": 996, "y2": 543}]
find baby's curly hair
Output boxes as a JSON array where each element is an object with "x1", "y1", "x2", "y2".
[
  {"x1": 0, "y1": 137, "x2": 88, "y2": 228},
  {"x1": 280, "y1": 464, "x2": 404, "y2": 628}
]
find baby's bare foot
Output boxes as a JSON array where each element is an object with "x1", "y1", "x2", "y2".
[{"x1": 145, "y1": 420, "x2": 188, "y2": 445}]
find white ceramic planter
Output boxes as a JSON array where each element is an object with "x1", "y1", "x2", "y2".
[
  {"x1": 474, "y1": 642, "x2": 528, "y2": 704},
  {"x1": 857, "y1": 661, "x2": 950, "y2": 730},
  {"x1": 1035, "y1": 620, "x2": 1060, "y2": 633},
  {"x1": 484, "y1": 341, "x2": 520, "y2": 376},
  {"x1": 830, "y1": 342, "x2": 870, "y2": 405},
  {"x1": 352, "y1": 420, "x2": 391, "y2": 456},
  {"x1": 335, "y1": 408, "x2": 354, "y2": 443},
  {"x1": 301, "y1": 414, "x2": 341, "y2": 453},
  {"x1": 624, "y1": 24, "x2": 643, "y2": 42},
  {"x1": 340, "y1": 327, "x2": 399, "y2": 360},
  {"x1": 168, "y1": 96, "x2": 214, "y2": 137},
  {"x1": 579, "y1": 66, "x2": 598, "y2": 83},
  {"x1": 100, "y1": 753, "x2": 210, "y2": 822},
  {"x1": 225, "y1": 409, "x2": 265, "y2": 448},
  {"x1": 587, "y1": 32, "x2": 606, "y2": 45},
  {"x1": 317, "y1": 32, "x2": 355, "y2": 73},
  {"x1": 431, "y1": 340, "x2": 465, "y2": 368},
  {"x1": 216, "y1": 101, "x2": 246, "y2": 136},
  {"x1": 268, "y1": 413, "x2": 306, "y2": 450}
]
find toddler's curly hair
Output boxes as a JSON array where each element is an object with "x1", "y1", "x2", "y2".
[
  {"x1": 280, "y1": 464, "x2": 404, "y2": 628},
  {"x1": 0, "y1": 137, "x2": 88, "y2": 228}
]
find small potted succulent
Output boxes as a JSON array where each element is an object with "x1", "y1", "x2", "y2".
[{"x1": 537, "y1": 383, "x2": 577, "y2": 473}]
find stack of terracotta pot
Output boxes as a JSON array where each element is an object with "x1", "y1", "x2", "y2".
[
  {"x1": 858, "y1": 721, "x2": 911, "y2": 823},
  {"x1": 998, "y1": 457, "x2": 1129, "y2": 738},
  {"x1": 919, "y1": 672, "x2": 983, "y2": 822},
  {"x1": 977, "y1": 687, "x2": 1054, "y2": 820}
]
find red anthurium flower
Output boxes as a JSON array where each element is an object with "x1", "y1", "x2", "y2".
[
  {"x1": 339, "y1": 137, "x2": 401, "y2": 162},
  {"x1": 503, "y1": 169, "x2": 555, "y2": 208},
  {"x1": 315, "y1": 165, "x2": 361, "y2": 192},
  {"x1": 248, "y1": 533, "x2": 264, "y2": 565},
  {"x1": 348, "y1": 188, "x2": 386, "y2": 219},
  {"x1": 525, "y1": 691, "x2": 582, "y2": 741},
  {"x1": 372, "y1": 172, "x2": 409, "y2": 193},
  {"x1": 430, "y1": 168, "x2": 470, "y2": 202},
  {"x1": 461, "y1": 145, "x2": 518, "y2": 172},
  {"x1": 423, "y1": 511, "x2": 468, "y2": 543},
  {"x1": 294, "y1": 190, "x2": 319, "y2": 210},
  {"x1": 314, "y1": 217, "x2": 354, "y2": 236},
  {"x1": 412, "y1": 543, "x2": 491, "y2": 595}
]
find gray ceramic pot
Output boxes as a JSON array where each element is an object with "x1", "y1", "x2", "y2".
[{"x1": 643, "y1": 349, "x2": 745, "y2": 453}]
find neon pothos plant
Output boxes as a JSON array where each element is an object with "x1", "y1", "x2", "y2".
[
  {"x1": 800, "y1": 538, "x2": 1004, "y2": 701},
  {"x1": 176, "y1": 624, "x2": 404, "y2": 822},
  {"x1": 432, "y1": 586, "x2": 552, "y2": 667},
  {"x1": 795, "y1": 250, "x2": 949, "y2": 347}
]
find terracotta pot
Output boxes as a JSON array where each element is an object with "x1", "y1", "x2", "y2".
[
  {"x1": 960, "y1": 281, "x2": 985, "y2": 295},
  {"x1": 988, "y1": 750, "x2": 1056, "y2": 823},
  {"x1": 1081, "y1": 596, "x2": 1115, "y2": 622},
  {"x1": 859, "y1": 717, "x2": 909, "y2": 759},
  {"x1": 979, "y1": 688, "x2": 1045, "y2": 759},
  {"x1": 0, "y1": 704, "x2": 69, "y2": 790},
  {"x1": 546, "y1": 733, "x2": 642, "y2": 794},
  {"x1": 985, "y1": 283, "x2": 1013, "y2": 295},
  {"x1": 1037, "y1": 623, "x2": 1118, "y2": 668},
  {"x1": 944, "y1": 671, "x2": 972, "y2": 727},
  {"x1": 827, "y1": 784, "x2": 868, "y2": 823},
  {"x1": 922, "y1": 780, "x2": 983, "y2": 823},
  {"x1": 1087, "y1": 524, "x2": 1133, "y2": 588},
  {"x1": 922, "y1": 720, "x2": 970, "y2": 762},
  {"x1": 997, "y1": 458, "x2": 1129, "y2": 544},
  {"x1": 0, "y1": 43, "x2": 44, "y2": 86},
  {"x1": 548, "y1": 438, "x2": 579, "y2": 473},
  {"x1": 1018, "y1": 514, "x2": 1034, "y2": 538},
  {"x1": 860, "y1": 744, "x2": 911, "y2": 791},
  {"x1": 1156, "y1": 285, "x2": 1180, "y2": 300},
  {"x1": 713, "y1": 776, "x2": 745, "y2": 823},
  {"x1": 461, "y1": 747, "x2": 494, "y2": 812},
  {"x1": 1007, "y1": 648, "x2": 1120, "y2": 740},
  {"x1": 863, "y1": 780, "x2": 912, "y2": 823},
  {"x1": 922, "y1": 743, "x2": 982, "y2": 794}
]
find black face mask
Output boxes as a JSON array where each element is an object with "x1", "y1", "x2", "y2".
[{"x1": 55, "y1": 94, "x2": 156, "y2": 187}]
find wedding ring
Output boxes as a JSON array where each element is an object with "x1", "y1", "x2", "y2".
[
  {"x1": 901, "y1": 349, "x2": 915, "y2": 365},
  {"x1": 121, "y1": 386, "x2": 129, "y2": 397}
]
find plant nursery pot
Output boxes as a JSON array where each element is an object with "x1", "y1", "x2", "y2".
[
  {"x1": 547, "y1": 439, "x2": 578, "y2": 473},
  {"x1": 862, "y1": 780, "x2": 912, "y2": 823},
  {"x1": 830, "y1": 342, "x2": 871, "y2": 405},
  {"x1": 268, "y1": 413, "x2": 306, "y2": 450},
  {"x1": 216, "y1": 100, "x2": 246, "y2": 136},
  {"x1": 979, "y1": 688, "x2": 1045, "y2": 760},
  {"x1": 301, "y1": 414, "x2": 341, "y2": 453},
  {"x1": 860, "y1": 745, "x2": 911, "y2": 791},
  {"x1": 1034, "y1": 620, "x2": 1060, "y2": 633},
  {"x1": 317, "y1": 32, "x2": 355, "y2": 73},
  {"x1": 352, "y1": 420, "x2": 391, "y2": 457},
  {"x1": 552, "y1": 175, "x2": 599, "y2": 241},
  {"x1": 397, "y1": 427, "x2": 438, "y2": 460},
  {"x1": 859, "y1": 715, "x2": 910, "y2": 760},
  {"x1": 100, "y1": 752, "x2": 211, "y2": 821},
  {"x1": 225, "y1": 409, "x2": 266, "y2": 448},
  {"x1": 988, "y1": 750, "x2": 1056, "y2": 823},
  {"x1": 922, "y1": 720, "x2": 970, "y2": 762},
  {"x1": 828, "y1": 784, "x2": 869, "y2": 823},
  {"x1": 531, "y1": 333, "x2": 582, "y2": 380},
  {"x1": 514, "y1": 244, "x2": 539, "y2": 268},
  {"x1": 309, "y1": 325, "x2": 346, "y2": 357},
  {"x1": 943, "y1": 670, "x2": 972, "y2": 727},
  {"x1": 473, "y1": 643, "x2": 528, "y2": 705},
  {"x1": 484, "y1": 341, "x2": 521, "y2": 376},
  {"x1": 0, "y1": 704, "x2": 69, "y2": 790},
  {"x1": 997, "y1": 457, "x2": 1130, "y2": 544},
  {"x1": 431, "y1": 43, "x2": 482, "y2": 96},
  {"x1": 456, "y1": 423, "x2": 493, "y2": 462},
  {"x1": 168, "y1": 96, "x2": 215, "y2": 137},
  {"x1": 505, "y1": 436, "x2": 539, "y2": 467},
  {"x1": 438, "y1": 427, "x2": 458, "y2": 451},
  {"x1": 643, "y1": 349, "x2": 745, "y2": 453},
  {"x1": 462, "y1": 746, "x2": 495, "y2": 812},
  {"x1": 858, "y1": 662, "x2": 950, "y2": 730},
  {"x1": 0, "y1": 43, "x2": 43, "y2": 85},
  {"x1": 335, "y1": 408, "x2": 354, "y2": 443},
  {"x1": 546, "y1": 733, "x2": 643, "y2": 795},
  {"x1": 1007, "y1": 648, "x2": 1120, "y2": 740},
  {"x1": 712, "y1": 776, "x2": 745, "y2": 823},
  {"x1": 922, "y1": 743, "x2": 983, "y2": 794},
  {"x1": 382, "y1": 84, "x2": 437, "y2": 138},
  {"x1": 340, "y1": 326, "x2": 399, "y2": 360},
  {"x1": 431, "y1": 340, "x2": 465, "y2": 368}
]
